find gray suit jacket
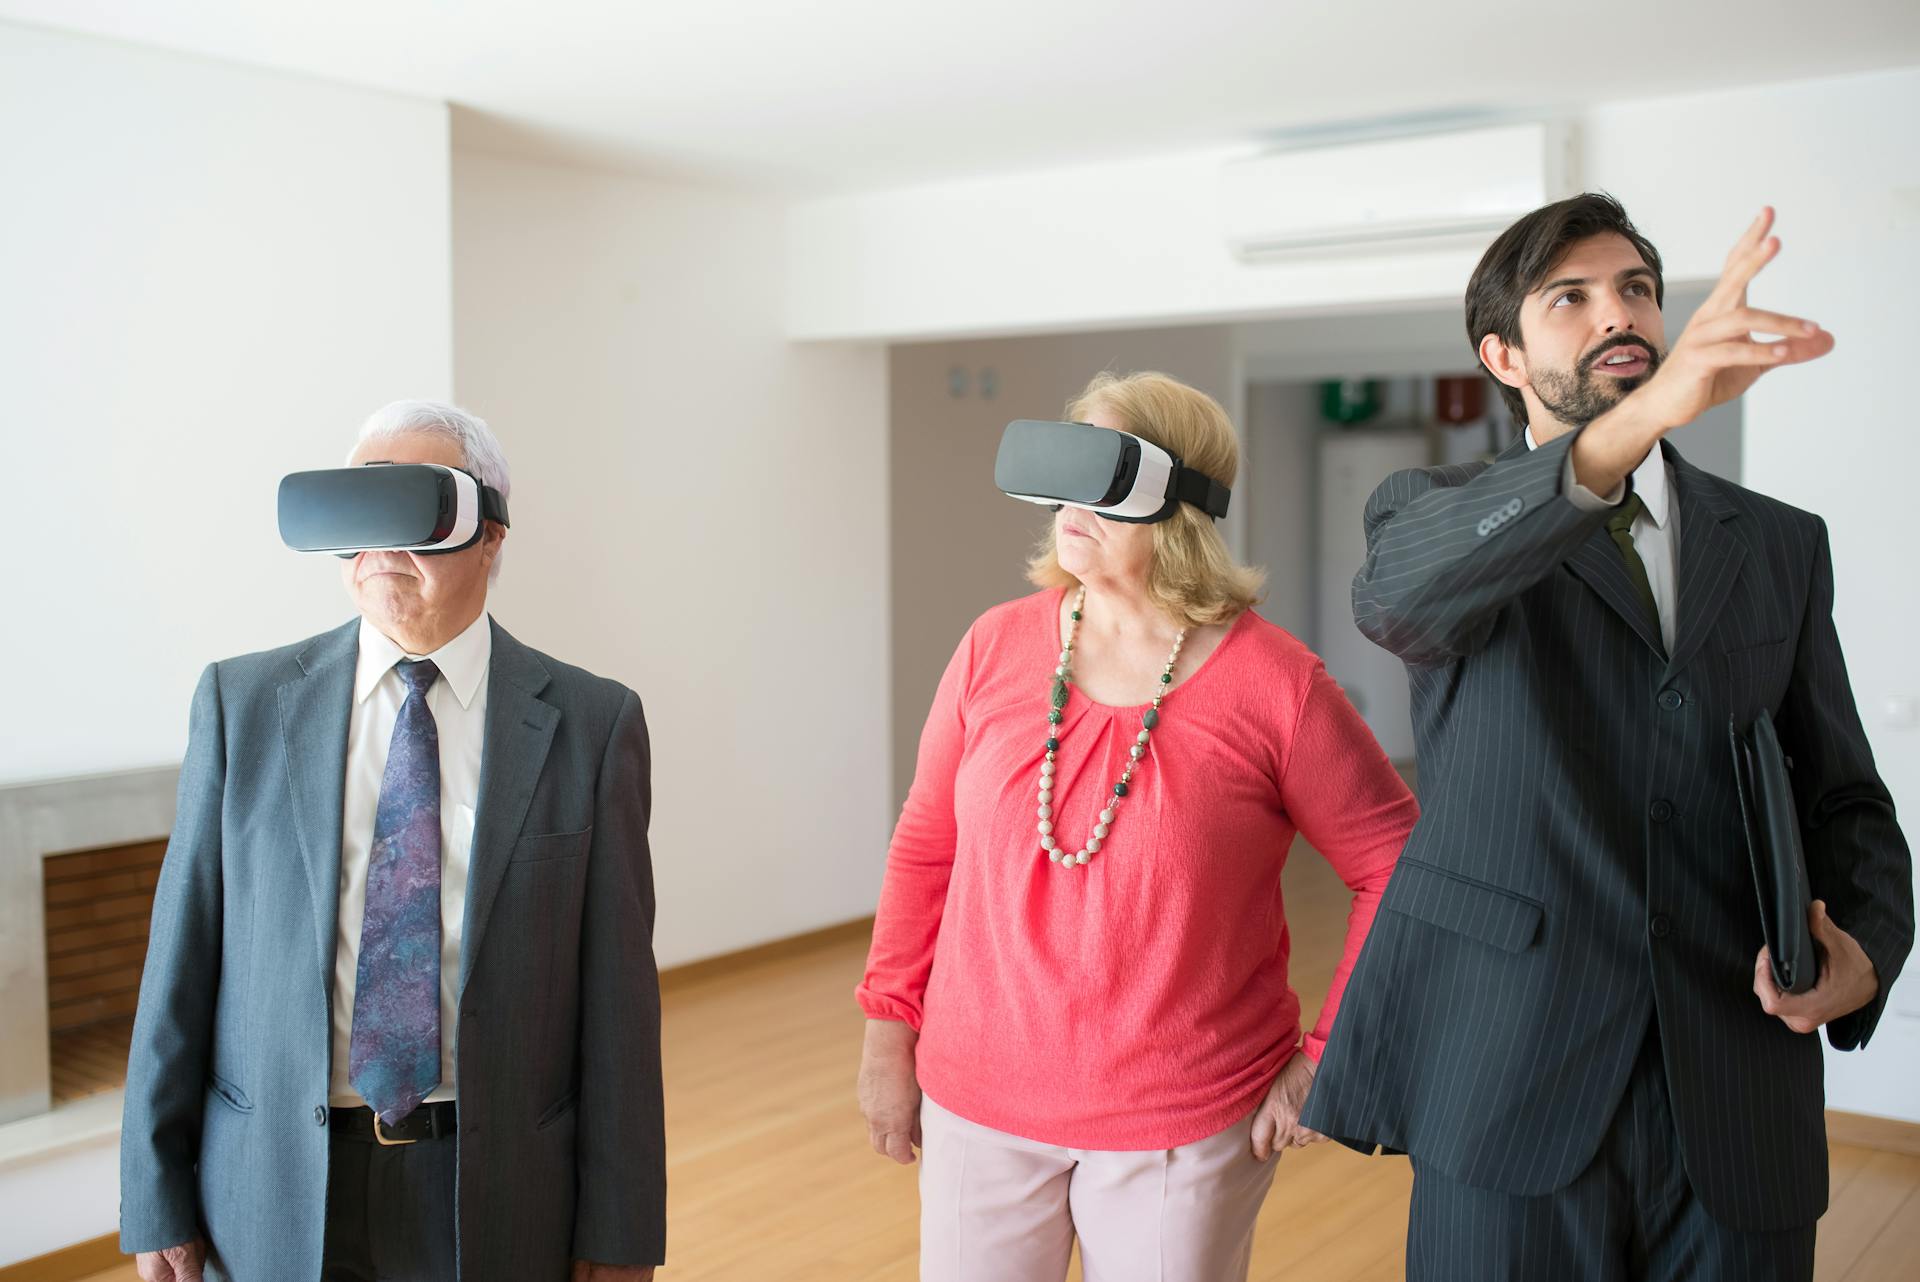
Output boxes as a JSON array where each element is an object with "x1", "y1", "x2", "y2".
[
  {"x1": 120, "y1": 618, "x2": 666, "y2": 1279},
  {"x1": 1300, "y1": 431, "x2": 1911, "y2": 1233}
]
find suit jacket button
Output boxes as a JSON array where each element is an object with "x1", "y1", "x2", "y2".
[
  {"x1": 1650, "y1": 799, "x2": 1675, "y2": 823},
  {"x1": 1650, "y1": 914, "x2": 1672, "y2": 938},
  {"x1": 314, "y1": 1105, "x2": 328, "y2": 1127},
  {"x1": 1658, "y1": 689, "x2": 1684, "y2": 711}
]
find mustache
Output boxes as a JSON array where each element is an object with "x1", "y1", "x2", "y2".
[{"x1": 1583, "y1": 334, "x2": 1663, "y2": 373}]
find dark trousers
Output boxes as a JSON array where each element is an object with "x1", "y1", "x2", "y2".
[
  {"x1": 1406, "y1": 1028, "x2": 1816, "y2": 1282},
  {"x1": 322, "y1": 1118, "x2": 459, "y2": 1282}
]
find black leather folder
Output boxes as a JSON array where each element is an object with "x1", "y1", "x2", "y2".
[{"x1": 1730, "y1": 709, "x2": 1818, "y2": 995}]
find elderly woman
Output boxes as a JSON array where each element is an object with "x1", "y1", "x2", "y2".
[{"x1": 855, "y1": 371, "x2": 1418, "y2": 1282}]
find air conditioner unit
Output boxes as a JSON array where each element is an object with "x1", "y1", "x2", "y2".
[{"x1": 1220, "y1": 122, "x2": 1576, "y2": 257}]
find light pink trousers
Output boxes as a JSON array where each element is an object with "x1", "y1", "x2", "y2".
[{"x1": 917, "y1": 1095, "x2": 1279, "y2": 1282}]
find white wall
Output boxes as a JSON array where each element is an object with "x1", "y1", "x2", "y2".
[
  {"x1": 0, "y1": 20, "x2": 451, "y2": 1266},
  {"x1": 0, "y1": 20, "x2": 452, "y2": 786},
  {"x1": 791, "y1": 67, "x2": 1920, "y2": 1121},
  {"x1": 451, "y1": 149, "x2": 891, "y2": 969}
]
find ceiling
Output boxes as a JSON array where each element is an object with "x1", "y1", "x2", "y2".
[{"x1": 5, "y1": 0, "x2": 1917, "y2": 191}]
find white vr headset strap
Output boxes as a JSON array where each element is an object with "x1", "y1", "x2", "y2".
[
  {"x1": 416, "y1": 465, "x2": 482, "y2": 551},
  {"x1": 1106, "y1": 436, "x2": 1177, "y2": 520}
]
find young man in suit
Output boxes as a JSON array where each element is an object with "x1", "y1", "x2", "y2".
[
  {"x1": 122, "y1": 401, "x2": 664, "y2": 1282},
  {"x1": 1301, "y1": 195, "x2": 1912, "y2": 1280}
]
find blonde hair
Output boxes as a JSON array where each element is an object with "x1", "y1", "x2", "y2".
[{"x1": 1026, "y1": 371, "x2": 1264, "y2": 628}]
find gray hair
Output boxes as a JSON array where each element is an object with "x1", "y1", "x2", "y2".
[{"x1": 352, "y1": 399, "x2": 512, "y2": 582}]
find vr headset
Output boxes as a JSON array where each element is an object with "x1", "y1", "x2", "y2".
[
  {"x1": 994, "y1": 419, "x2": 1230, "y2": 523},
  {"x1": 278, "y1": 463, "x2": 510, "y2": 557}
]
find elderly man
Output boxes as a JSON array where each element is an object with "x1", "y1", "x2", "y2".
[{"x1": 120, "y1": 401, "x2": 664, "y2": 1281}]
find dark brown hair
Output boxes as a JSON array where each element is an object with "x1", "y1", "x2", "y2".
[{"x1": 1465, "y1": 192, "x2": 1664, "y2": 426}]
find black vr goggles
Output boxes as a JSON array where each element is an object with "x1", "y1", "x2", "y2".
[
  {"x1": 278, "y1": 463, "x2": 510, "y2": 557},
  {"x1": 994, "y1": 419, "x2": 1230, "y2": 523}
]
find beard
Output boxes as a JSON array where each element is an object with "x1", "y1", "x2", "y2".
[{"x1": 1530, "y1": 337, "x2": 1664, "y2": 429}]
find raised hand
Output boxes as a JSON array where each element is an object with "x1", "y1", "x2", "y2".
[
  {"x1": 1631, "y1": 207, "x2": 1833, "y2": 431},
  {"x1": 1572, "y1": 208, "x2": 1834, "y2": 494}
]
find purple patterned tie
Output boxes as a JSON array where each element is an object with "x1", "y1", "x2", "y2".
[{"x1": 349, "y1": 658, "x2": 442, "y2": 1125}]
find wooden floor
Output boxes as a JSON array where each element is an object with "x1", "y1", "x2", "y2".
[{"x1": 82, "y1": 848, "x2": 1920, "y2": 1280}]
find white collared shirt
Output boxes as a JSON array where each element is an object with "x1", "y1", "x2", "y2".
[
  {"x1": 329, "y1": 611, "x2": 492, "y2": 1106},
  {"x1": 1528, "y1": 426, "x2": 1681, "y2": 653}
]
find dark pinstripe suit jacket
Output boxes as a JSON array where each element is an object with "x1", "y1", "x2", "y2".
[{"x1": 1299, "y1": 429, "x2": 1912, "y2": 1233}]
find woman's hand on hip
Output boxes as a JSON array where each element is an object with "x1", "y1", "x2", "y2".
[
  {"x1": 858, "y1": 1019, "x2": 923, "y2": 1165},
  {"x1": 1250, "y1": 1049, "x2": 1327, "y2": 1162}
]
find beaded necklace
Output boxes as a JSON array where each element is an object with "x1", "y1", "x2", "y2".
[{"x1": 1036, "y1": 586, "x2": 1185, "y2": 870}]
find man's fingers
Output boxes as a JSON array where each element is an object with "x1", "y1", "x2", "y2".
[
  {"x1": 1705, "y1": 231, "x2": 1780, "y2": 313},
  {"x1": 1694, "y1": 307, "x2": 1823, "y2": 343},
  {"x1": 1757, "y1": 944, "x2": 1834, "y2": 1034},
  {"x1": 1755, "y1": 947, "x2": 1783, "y2": 1009},
  {"x1": 1693, "y1": 334, "x2": 1833, "y2": 369},
  {"x1": 1726, "y1": 206, "x2": 1775, "y2": 264},
  {"x1": 884, "y1": 1130, "x2": 916, "y2": 1165}
]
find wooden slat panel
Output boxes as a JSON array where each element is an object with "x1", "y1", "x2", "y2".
[
  {"x1": 45, "y1": 893, "x2": 156, "y2": 934},
  {"x1": 40, "y1": 840, "x2": 166, "y2": 883},
  {"x1": 46, "y1": 915, "x2": 152, "y2": 955},
  {"x1": 49, "y1": 966, "x2": 147, "y2": 1004},
  {"x1": 45, "y1": 866, "x2": 161, "y2": 907},
  {"x1": 49, "y1": 1016, "x2": 134, "y2": 1107},
  {"x1": 43, "y1": 840, "x2": 166, "y2": 1039},
  {"x1": 50, "y1": 987, "x2": 141, "y2": 1027},
  {"x1": 48, "y1": 938, "x2": 149, "y2": 981}
]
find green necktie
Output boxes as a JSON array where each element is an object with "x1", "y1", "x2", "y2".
[{"x1": 1605, "y1": 493, "x2": 1660, "y2": 640}]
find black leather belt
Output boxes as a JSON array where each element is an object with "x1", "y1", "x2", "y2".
[{"x1": 329, "y1": 1101, "x2": 458, "y2": 1145}]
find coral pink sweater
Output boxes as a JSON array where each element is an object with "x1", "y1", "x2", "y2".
[{"x1": 858, "y1": 590, "x2": 1419, "y2": 1150}]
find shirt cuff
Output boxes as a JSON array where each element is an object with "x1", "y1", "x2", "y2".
[
  {"x1": 1561, "y1": 448, "x2": 1626, "y2": 511},
  {"x1": 854, "y1": 990, "x2": 925, "y2": 1032}
]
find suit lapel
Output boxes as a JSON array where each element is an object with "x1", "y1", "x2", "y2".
[
  {"x1": 1664, "y1": 445, "x2": 1746, "y2": 679},
  {"x1": 1506, "y1": 427, "x2": 1668, "y2": 659},
  {"x1": 277, "y1": 619, "x2": 360, "y2": 1001},
  {"x1": 1565, "y1": 529, "x2": 1668, "y2": 660},
  {"x1": 459, "y1": 621, "x2": 559, "y2": 993}
]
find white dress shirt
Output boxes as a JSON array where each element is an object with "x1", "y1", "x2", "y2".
[
  {"x1": 1529, "y1": 426, "x2": 1681, "y2": 653},
  {"x1": 330, "y1": 611, "x2": 492, "y2": 1106}
]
